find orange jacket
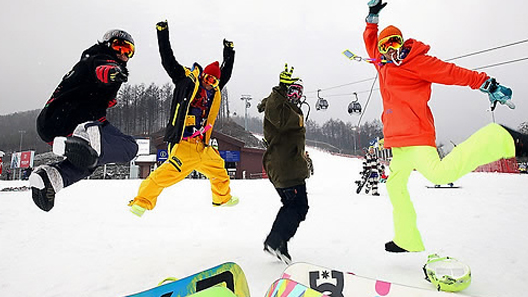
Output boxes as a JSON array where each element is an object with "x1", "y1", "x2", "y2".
[{"x1": 363, "y1": 22, "x2": 489, "y2": 148}]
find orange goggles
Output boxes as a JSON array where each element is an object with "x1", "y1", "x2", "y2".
[
  {"x1": 111, "y1": 39, "x2": 135, "y2": 58},
  {"x1": 203, "y1": 73, "x2": 219, "y2": 88},
  {"x1": 378, "y1": 35, "x2": 403, "y2": 54}
]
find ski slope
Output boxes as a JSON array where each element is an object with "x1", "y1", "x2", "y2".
[{"x1": 1, "y1": 148, "x2": 527, "y2": 297}]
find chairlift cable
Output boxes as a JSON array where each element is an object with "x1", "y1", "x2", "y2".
[
  {"x1": 445, "y1": 39, "x2": 528, "y2": 62},
  {"x1": 357, "y1": 73, "x2": 378, "y2": 127}
]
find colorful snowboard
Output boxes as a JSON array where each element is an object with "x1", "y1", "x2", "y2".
[
  {"x1": 265, "y1": 278, "x2": 329, "y2": 297},
  {"x1": 126, "y1": 262, "x2": 250, "y2": 297},
  {"x1": 282, "y1": 262, "x2": 476, "y2": 297},
  {"x1": 188, "y1": 286, "x2": 237, "y2": 297}
]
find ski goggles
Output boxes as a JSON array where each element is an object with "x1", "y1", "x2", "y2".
[
  {"x1": 287, "y1": 84, "x2": 303, "y2": 100},
  {"x1": 203, "y1": 73, "x2": 219, "y2": 88},
  {"x1": 378, "y1": 35, "x2": 403, "y2": 54},
  {"x1": 111, "y1": 39, "x2": 135, "y2": 58}
]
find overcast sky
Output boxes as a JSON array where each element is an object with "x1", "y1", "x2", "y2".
[{"x1": 2, "y1": 0, "x2": 527, "y2": 147}]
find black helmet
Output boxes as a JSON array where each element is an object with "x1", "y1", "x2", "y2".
[
  {"x1": 101, "y1": 29, "x2": 135, "y2": 58},
  {"x1": 101, "y1": 29, "x2": 134, "y2": 45}
]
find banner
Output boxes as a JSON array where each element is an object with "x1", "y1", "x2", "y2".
[
  {"x1": 10, "y1": 152, "x2": 20, "y2": 169},
  {"x1": 20, "y1": 151, "x2": 34, "y2": 168},
  {"x1": 10, "y1": 151, "x2": 35, "y2": 169},
  {"x1": 0, "y1": 150, "x2": 3, "y2": 175}
]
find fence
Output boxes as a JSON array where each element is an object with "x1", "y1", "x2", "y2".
[{"x1": 474, "y1": 158, "x2": 519, "y2": 173}]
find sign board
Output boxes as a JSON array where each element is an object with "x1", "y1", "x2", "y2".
[
  {"x1": 10, "y1": 151, "x2": 35, "y2": 169},
  {"x1": 219, "y1": 150, "x2": 240, "y2": 162},
  {"x1": 135, "y1": 138, "x2": 150, "y2": 156},
  {"x1": 157, "y1": 149, "x2": 168, "y2": 162},
  {"x1": 20, "y1": 151, "x2": 34, "y2": 168},
  {"x1": 210, "y1": 138, "x2": 219, "y2": 149}
]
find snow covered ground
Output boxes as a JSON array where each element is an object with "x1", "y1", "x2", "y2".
[{"x1": 1, "y1": 148, "x2": 527, "y2": 297}]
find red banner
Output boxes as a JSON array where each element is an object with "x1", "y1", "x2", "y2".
[{"x1": 20, "y1": 151, "x2": 33, "y2": 168}]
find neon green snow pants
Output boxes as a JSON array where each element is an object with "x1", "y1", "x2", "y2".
[{"x1": 386, "y1": 123, "x2": 515, "y2": 251}]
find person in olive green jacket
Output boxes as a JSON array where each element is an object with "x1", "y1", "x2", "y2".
[{"x1": 257, "y1": 64, "x2": 310, "y2": 264}]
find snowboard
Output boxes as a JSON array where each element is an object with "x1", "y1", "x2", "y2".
[
  {"x1": 188, "y1": 286, "x2": 237, "y2": 297},
  {"x1": 426, "y1": 185, "x2": 461, "y2": 189},
  {"x1": 125, "y1": 262, "x2": 250, "y2": 297},
  {"x1": 265, "y1": 278, "x2": 330, "y2": 297},
  {"x1": 354, "y1": 170, "x2": 371, "y2": 194},
  {"x1": 282, "y1": 262, "x2": 476, "y2": 297},
  {"x1": 0, "y1": 186, "x2": 30, "y2": 192}
]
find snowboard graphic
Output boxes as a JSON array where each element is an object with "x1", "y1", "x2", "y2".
[
  {"x1": 281, "y1": 262, "x2": 477, "y2": 296},
  {"x1": 188, "y1": 286, "x2": 237, "y2": 297},
  {"x1": 126, "y1": 262, "x2": 250, "y2": 297},
  {"x1": 265, "y1": 278, "x2": 329, "y2": 297}
]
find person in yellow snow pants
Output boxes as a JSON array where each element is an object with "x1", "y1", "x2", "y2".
[
  {"x1": 130, "y1": 138, "x2": 233, "y2": 212},
  {"x1": 386, "y1": 123, "x2": 516, "y2": 252}
]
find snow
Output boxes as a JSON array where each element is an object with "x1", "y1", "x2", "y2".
[{"x1": 1, "y1": 148, "x2": 527, "y2": 297}]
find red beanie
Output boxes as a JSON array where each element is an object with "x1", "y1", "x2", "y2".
[{"x1": 203, "y1": 61, "x2": 221, "y2": 79}]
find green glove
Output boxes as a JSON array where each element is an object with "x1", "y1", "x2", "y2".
[
  {"x1": 156, "y1": 20, "x2": 168, "y2": 31},
  {"x1": 279, "y1": 63, "x2": 298, "y2": 85}
]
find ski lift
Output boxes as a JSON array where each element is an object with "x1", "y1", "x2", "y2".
[
  {"x1": 348, "y1": 92, "x2": 362, "y2": 115},
  {"x1": 316, "y1": 89, "x2": 329, "y2": 111}
]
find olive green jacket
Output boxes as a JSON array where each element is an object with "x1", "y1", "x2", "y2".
[{"x1": 258, "y1": 84, "x2": 309, "y2": 188}]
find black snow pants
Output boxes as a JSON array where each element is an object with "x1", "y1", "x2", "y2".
[
  {"x1": 51, "y1": 122, "x2": 138, "y2": 188},
  {"x1": 268, "y1": 183, "x2": 309, "y2": 244}
]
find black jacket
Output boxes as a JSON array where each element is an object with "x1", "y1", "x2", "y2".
[
  {"x1": 36, "y1": 44, "x2": 127, "y2": 143},
  {"x1": 157, "y1": 28, "x2": 235, "y2": 146}
]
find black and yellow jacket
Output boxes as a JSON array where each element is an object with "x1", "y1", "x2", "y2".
[
  {"x1": 157, "y1": 28, "x2": 234, "y2": 147},
  {"x1": 258, "y1": 84, "x2": 309, "y2": 188}
]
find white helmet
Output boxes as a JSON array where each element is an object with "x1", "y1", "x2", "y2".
[{"x1": 287, "y1": 79, "x2": 304, "y2": 104}]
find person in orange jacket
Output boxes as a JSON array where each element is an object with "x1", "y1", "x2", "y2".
[{"x1": 364, "y1": 0, "x2": 527, "y2": 253}]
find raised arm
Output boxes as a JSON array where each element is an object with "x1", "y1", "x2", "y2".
[
  {"x1": 219, "y1": 38, "x2": 235, "y2": 90},
  {"x1": 156, "y1": 21, "x2": 186, "y2": 83}
]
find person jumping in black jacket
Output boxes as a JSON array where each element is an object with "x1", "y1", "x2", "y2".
[
  {"x1": 29, "y1": 29, "x2": 139, "y2": 212},
  {"x1": 128, "y1": 20, "x2": 237, "y2": 217}
]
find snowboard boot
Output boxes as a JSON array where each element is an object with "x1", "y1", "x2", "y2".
[
  {"x1": 501, "y1": 125, "x2": 528, "y2": 158},
  {"x1": 264, "y1": 232, "x2": 281, "y2": 259},
  {"x1": 53, "y1": 136, "x2": 98, "y2": 170},
  {"x1": 212, "y1": 196, "x2": 239, "y2": 207},
  {"x1": 276, "y1": 241, "x2": 292, "y2": 265},
  {"x1": 130, "y1": 204, "x2": 146, "y2": 217},
  {"x1": 385, "y1": 241, "x2": 410, "y2": 253},
  {"x1": 29, "y1": 165, "x2": 64, "y2": 212},
  {"x1": 264, "y1": 233, "x2": 292, "y2": 264}
]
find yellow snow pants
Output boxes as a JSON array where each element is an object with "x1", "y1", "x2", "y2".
[
  {"x1": 131, "y1": 138, "x2": 232, "y2": 210},
  {"x1": 387, "y1": 123, "x2": 515, "y2": 251}
]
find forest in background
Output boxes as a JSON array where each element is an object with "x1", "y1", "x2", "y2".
[
  {"x1": 7, "y1": 82, "x2": 527, "y2": 165},
  {"x1": 0, "y1": 83, "x2": 385, "y2": 159}
]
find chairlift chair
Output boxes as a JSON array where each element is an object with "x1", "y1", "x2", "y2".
[
  {"x1": 348, "y1": 92, "x2": 362, "y2": 115},
  {"x1": 316, "y1": 89, "x2": 329, "y2": 111}
]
